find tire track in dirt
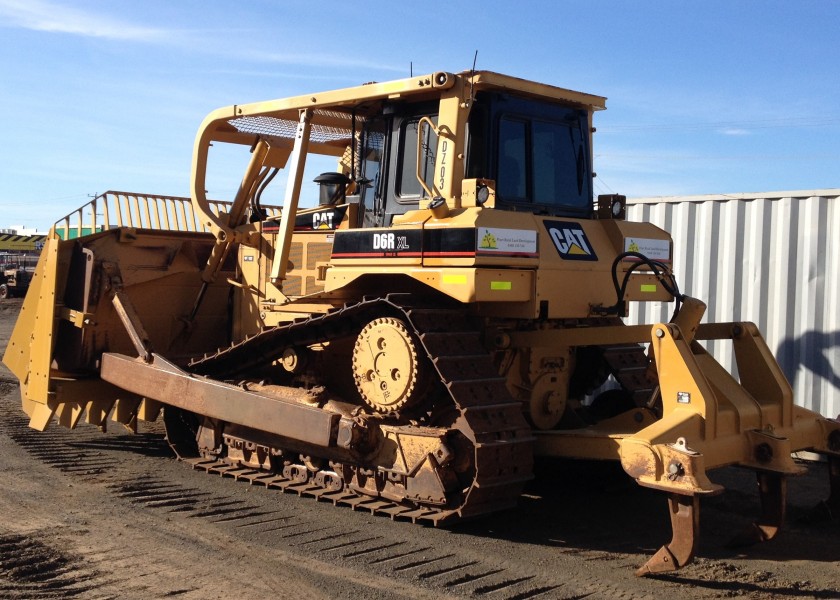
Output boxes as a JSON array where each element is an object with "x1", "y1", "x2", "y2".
[
  {"x1": 3, "y1": 389, "x2": 840, "y2": 599},
  {"x1": 0, "y1": 396, "x2": 636, "y2": 599},
  {"x1": 0, "y1": 531, "x2": 98, "y2": 599}
]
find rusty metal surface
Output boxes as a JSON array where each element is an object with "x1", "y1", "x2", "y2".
[
  {"x1": 636, "y1": 493, "x2": 700, "y2": 576},
  {"x1": 100, "y1": 353, "x2": 340, "y2": 448},
  {"x1": 111, "y1": 290, "x2": 153, "y2": 362}
]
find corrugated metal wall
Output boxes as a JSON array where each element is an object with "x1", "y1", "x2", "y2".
[{"x1": 626, "y1": 189, "x2": 840, "y2": 418}]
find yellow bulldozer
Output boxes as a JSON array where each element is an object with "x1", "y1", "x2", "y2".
[{"x1": 4, "y1": 70, "x2": 838, "y2": 575}]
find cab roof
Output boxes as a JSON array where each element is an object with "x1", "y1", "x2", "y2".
[{"x1": 200, "y1": 70, "x2": 606, "y2": 156}]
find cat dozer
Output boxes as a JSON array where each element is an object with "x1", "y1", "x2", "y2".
[{"x1": 4, "y1": 70, "x2": 839, "y2": 575}]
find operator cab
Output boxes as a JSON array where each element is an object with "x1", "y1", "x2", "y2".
[{"x1": 356, "y1": 92, "x2": 593, "y2": 227}]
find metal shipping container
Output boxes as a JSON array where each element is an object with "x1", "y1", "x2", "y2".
[{"x1": 626, "y1": 189, "x2": 840, "y2": 419}]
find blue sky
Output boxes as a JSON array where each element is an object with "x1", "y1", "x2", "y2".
[{"x1": 1, "y1": 0, "x2": 838, "y2": 231}]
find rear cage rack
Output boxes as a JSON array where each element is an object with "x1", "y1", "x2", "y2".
[{"x1": 52, "y1": 191, "x2": 283, "y2": 238}]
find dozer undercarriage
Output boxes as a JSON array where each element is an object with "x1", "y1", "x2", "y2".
[
  {"x1": 105, "y1": 296, "x2": 535, "y2": 523},
  {"x1": 5, "y1": 70, "x2": 840, "y2": 576}
]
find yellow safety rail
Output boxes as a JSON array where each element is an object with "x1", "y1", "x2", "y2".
[{"x1": 51, "y1": 191, "x2": 282, "y2": 239}]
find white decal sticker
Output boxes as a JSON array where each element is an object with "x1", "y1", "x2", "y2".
[
  {"x1": 476, "y1": 228, "x2": 537, "y2": 255},
  {"x1": 625, "y1": 238, "x2": 670, "y2": 262}
]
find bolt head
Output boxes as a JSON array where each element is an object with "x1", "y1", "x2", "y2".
[{"x1": 755, "y1": 442, "x2": 774, "y2": 463}]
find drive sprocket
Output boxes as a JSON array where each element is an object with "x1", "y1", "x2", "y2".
[{"x1": 352, "y1": 316, "x2": 427, "y2": 414}]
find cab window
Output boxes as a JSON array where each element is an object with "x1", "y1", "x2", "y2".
[
  {"x1": 467, "y1": 92, "x2": 592, "y2": 217},
  {"x1": 396, "y1": 116, "x2": 437, "y2": 199}
]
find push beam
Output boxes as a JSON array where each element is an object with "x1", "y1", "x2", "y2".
[{"x1": 100, "y1": 352, "x2": 339, "y2": 448}]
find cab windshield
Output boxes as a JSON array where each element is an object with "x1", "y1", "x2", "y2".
[{"x1": 467, "y1": 92, "x2": 592, "y2": 217}]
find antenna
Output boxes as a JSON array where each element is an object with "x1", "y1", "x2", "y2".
[
  {"x1": 410, "y1": 61, "x2": 413, "y2": 77},
  {"x1": 468, "y1": 50, "x2": 478, "y2": 104}
]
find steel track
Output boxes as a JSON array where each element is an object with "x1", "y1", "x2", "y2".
[{"x1": 182, "y1": 296, "x2": 535, "y2": 524}]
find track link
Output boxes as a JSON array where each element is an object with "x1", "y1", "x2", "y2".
[{"x1": 181, "y1": 297, "x2": 534, "y2": 524}]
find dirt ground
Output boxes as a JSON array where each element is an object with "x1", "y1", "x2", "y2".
[{"x1": 1, "y1": 297, "x2": 838, "y2": 599}]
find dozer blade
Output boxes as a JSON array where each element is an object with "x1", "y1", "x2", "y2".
[
  {"x1": 636, "y1": 493, "x2": 699, "y2": 576},
  {"x1": 726, "y1": 472, "x2": 786, "y2": 547}
]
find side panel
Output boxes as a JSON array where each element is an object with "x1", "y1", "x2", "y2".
[
  {"x1": 3, "y1": 236, "x2": 60, "y2": 425},
  {"x1": 325, "y1": 208, "x2": 674, "y2": 320}
]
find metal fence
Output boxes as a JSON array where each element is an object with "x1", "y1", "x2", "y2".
[{"x1": 627, "y1": 189, "x2": 840, "y2": 419}]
